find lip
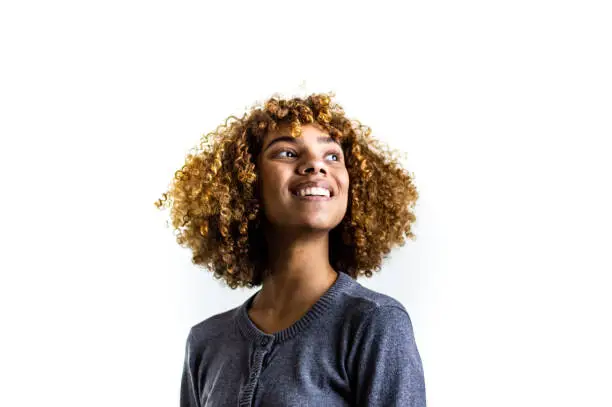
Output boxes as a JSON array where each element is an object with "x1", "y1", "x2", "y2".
[
  {"x1": 289, "y1": 180, "x2": 335, "y2": 197},
  {"x1": 292, "y1": 194, "x2": 333, "y2": 201}
]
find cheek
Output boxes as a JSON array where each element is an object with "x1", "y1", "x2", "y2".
[
  {"x1": 259, "y1": 166, "x2": 285, "y2": 195},
  {"x1": 339, "y1": 170, "x2": 350, "y2": 192}
]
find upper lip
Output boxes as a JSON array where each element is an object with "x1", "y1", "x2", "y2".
[{"x1": 290, "y1": 180, "x2": 334, "y2": 196}]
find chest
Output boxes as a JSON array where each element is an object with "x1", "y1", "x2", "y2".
[{"x1": 199, "y1": 339, "x2": 353, "y2": 407}]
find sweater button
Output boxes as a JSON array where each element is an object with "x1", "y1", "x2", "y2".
[{"x1": 260, "y1": 337, "x2": 270, "y2": 346}]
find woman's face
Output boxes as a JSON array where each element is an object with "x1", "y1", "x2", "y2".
[{"x1": 256, "y1": 123, "x2": 350, "y2": 233}]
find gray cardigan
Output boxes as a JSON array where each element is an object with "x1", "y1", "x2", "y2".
[{"x1": 180, "y1": 270, "x2": 426, "y2": 406}]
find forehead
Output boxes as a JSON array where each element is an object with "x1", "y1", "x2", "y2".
[{"x1": 263, "y1": 123, "x2": 333, "y2": 146}]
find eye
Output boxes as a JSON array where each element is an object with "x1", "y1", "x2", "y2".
[
  {"x1": 326, "y1": 152, "x2": 341, "y2": 161},
  {"x1": 276, "y1": 149, "x2": 343, "y2": 161},
  {"x1": 277, "y1": 149, "x2": 297, "y2": 158}
]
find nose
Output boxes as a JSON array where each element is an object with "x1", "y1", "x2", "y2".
[
  {"x1": 295, "y1": 145, "x2": 328, "y2": 175},
  {"x1": 298, "y1": 160, "x2": 327, "y2": 175}
]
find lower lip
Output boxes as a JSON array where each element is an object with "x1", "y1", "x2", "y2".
[{"x1": 292, "y1": 194, "x2": 332, "y2": 201}]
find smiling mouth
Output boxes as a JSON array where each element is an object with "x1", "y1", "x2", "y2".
[
  {"x1": 290, "y1": 190, "x2": 334, "y2": 200},
  {"x1": 292, "y1": 194, "x2": 332, "y2": 201}
]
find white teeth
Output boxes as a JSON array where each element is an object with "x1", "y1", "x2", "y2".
[{"x1": 296, "y1": 187, "x2": 330, "y2": 197}]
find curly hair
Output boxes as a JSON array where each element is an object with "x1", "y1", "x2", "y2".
[{"x1": 155, "y1": 92, "x2": 419, "y2": 289}]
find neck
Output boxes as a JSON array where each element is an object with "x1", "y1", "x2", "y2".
[{"x1": 252, "y1": 227, "x2": 338, "y2": 318}]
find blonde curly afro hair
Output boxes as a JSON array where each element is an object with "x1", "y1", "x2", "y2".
[{"x1": 155, "y1": 92, "x2": 419, "y2": 289}]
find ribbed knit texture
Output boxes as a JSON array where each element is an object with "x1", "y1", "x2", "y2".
[{"x1": 180, "y1": 270, "x2": 426, "y2": 406}]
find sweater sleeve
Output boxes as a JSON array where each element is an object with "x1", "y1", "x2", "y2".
[
  {"x1": 352, "y1": 305, "x2": 426, "y2": 407},
  {"x1": 180, "y1": 329, "x2": 201, "y2": 407}
]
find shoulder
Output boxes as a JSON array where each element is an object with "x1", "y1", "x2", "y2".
[
  {"x1": 337, "y1": 279, "x2": 415, "y2": 337},
  {"x1": 185, "y1": 305, "x2": 240, "y2": 349},
  {"x1": 340, "y1": 278, "x2": 412, "y2": 320},
  {"x1": 339, "y1": 281, "x2": 422, "y2": 380}
]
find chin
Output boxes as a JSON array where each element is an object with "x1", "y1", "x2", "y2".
[{"x1": 299, "y1": 218, "x2": 342, "y2": 230}]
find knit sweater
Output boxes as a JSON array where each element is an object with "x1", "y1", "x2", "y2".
[{"x1": 180, "y1": 270, "x2": 426, "y2": 406}]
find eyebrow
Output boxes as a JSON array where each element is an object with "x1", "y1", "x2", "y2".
[{"x1": 263, "y1": 135, "x2": 340, "y2": 152}]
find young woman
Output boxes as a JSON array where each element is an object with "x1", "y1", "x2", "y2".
[{"x1": 156, "y1": 92, "x2": 426, "y2": 406}]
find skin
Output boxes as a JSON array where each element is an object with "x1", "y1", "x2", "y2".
[{"x1": 248, "y1": 123, "x2": 350, "y2": 333}]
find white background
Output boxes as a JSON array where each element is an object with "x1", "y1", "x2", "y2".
[{"x1": 1, "y1": 1, "x2": 610, "y2": 406}]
